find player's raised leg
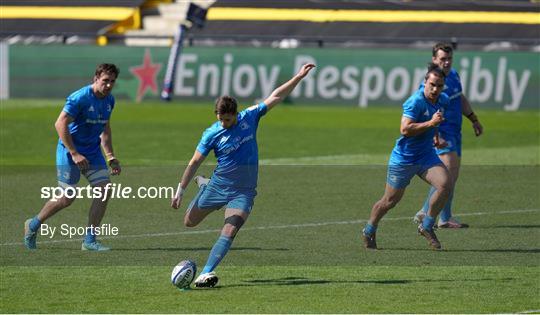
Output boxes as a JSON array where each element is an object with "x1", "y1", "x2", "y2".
[
  {"x1": 184, "y1": 206, "x2": 215, "y2": 228},
  {"x1": 183, "y1": 176, "x2": 220, "y2": 227}
]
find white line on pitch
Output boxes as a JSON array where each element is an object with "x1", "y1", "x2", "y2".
[{"x1": 2, "y1": 208, "x2": 538, "y2": 247}]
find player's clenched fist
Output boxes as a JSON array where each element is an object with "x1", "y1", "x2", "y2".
[
  {"x1": 108, "y1": 158, "x2": 121, "y2": 175},
  {"x1": 430, "y1": 110, "x2": 444, "y2": 127}
]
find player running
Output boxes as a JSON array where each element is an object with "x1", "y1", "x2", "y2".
[
  {"x1": 24, "y1": 63, "x2": 121, "y2": 251},
  {"x1": 362, "y1": 63, "x2": 451, "y2": 250},
  {"x1": 171, "y1": 63, "x2": 316, "y2": 287},
  {"x1": 414, "y1": 43, "x2": 483, "y2": 228}
]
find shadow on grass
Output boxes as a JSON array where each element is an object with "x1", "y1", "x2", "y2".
[
  {"x1": 215, "y1": 276, "x2": 517, "y2": 289},
  {"x1": 383, "y1": 248, "x2": 540, "y2": 254},
  {"x1": 491, "y1": 224, "x2": 540, "y2": 229},
  {"x1": 447, "y1": 249, "x2": 540, "y2": 254},
  {"x1": 111, "y1": 246, "x2": 290, "y2": 252}
]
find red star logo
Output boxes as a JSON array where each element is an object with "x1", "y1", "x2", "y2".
[{"x1": 130, "y1": 49, "x2": 162, "y2": 102}]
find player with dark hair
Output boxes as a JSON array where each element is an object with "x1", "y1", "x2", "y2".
[
  {"x1": 24, "y1": 63, "x2": 121, "y2": 251},
  {"x1": 414, "y1": 43, "x2": 484, "y2": 228},
  {"x1": 171, "y1": 63, "x2": 316, "y2": 287},
  {"x1": 361, "y1": 63, "x2": 451, "y2": 250}
]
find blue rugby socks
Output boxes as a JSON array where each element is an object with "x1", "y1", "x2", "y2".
[
  {"x1": 439, "y1": 191, "x2": 454, "y2": 223},
  {"x1": 84, "y1": 227, "x2": 96, "y2": 244},
  {"x1": 363, "y1": 223, "x2": 377, "y2": 236},
  {"x1": 421, "y1": 186, "x2": 436, "y2": 214},
  {"x1": 202, "y1": 235, "x2": 233, "y2": 274},
  {"x1": 29, "y1": 216, "x2": 42, "y2": 232},
  {"x1": 422, "y1": 186, "x2": 454, "y2": 223},
  {"x1": 422, "y1": 215, "x2": 436, "y2": 231}
]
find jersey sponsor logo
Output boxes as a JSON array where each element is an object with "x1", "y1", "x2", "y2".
[
  {"x1": 240, "y1": 121, "x2": 249, "y2": 130},
  {"x1": 85, "y1": 119, "x2": 108, "y2": 124},
  {"x1": 423, "y1": 109, "x2": 429, "y2": 117},
  {"x1": 88, "y1": 105, "x2": 95, "y2": 112},
  {"x1": 222, "y1": 134, "x2": 254, "y2": 155}
]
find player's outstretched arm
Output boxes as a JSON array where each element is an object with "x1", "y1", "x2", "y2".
[
  {"x1": 171, "y1": 150, "x2": 206, "y2": 209},
  {"x1": 263, "y1": 63, "x2": 315, "y2": 112}
]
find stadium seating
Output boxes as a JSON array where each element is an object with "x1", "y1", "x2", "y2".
[
  {"x1": 124, "y1": 0, "x2": 214, "y2": 46},
  {"x1": 1, "y1": 0, "x2": 538, "y2": 49},
  {"x1": 0, "y1": 0, "x2": 145, "y2": 43},
  {"x1": 0, "y1": 0, "x2": 214, "y2": 46},
  {"x1": 188, "y1": 0, "x2": 539, "y2": 49}
]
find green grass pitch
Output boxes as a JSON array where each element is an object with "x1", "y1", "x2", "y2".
[{"x1": 1, "y1": 99, "x2": 539, "y2": 313}]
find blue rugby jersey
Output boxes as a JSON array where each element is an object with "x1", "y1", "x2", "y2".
[
  {"x1": 390, "y1": 89, "x2": 449, "y2": 164},
  {"x1": 60, "y1": 85, "x2": 115, "y2": 155},
  {"x1": 420, "y1": 69, "x2": 462, "y2": 136},
  {"x1": 196, "y1": 103, "x2": 267, "y2": 189}
]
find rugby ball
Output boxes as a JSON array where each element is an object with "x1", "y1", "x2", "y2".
[{"x1": 171, "y1": 260, "x2": 196, "y2": 289}]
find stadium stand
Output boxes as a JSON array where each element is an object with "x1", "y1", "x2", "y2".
[
  {"x1": 0, "y1": 1, "x2": 145, "y2": 40},
  {"x1": 1, "y1": 0, "x2": 538, "y2": 50},
  {"x1": 188, "y1": 0, "x2": 540, "y2": 50},
  {"x1": 0, "y1": 0, "x2": 211, "y2": 45},
  {"x1": 124, "y1": 0, "x2": 214, "y2": 46}
]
